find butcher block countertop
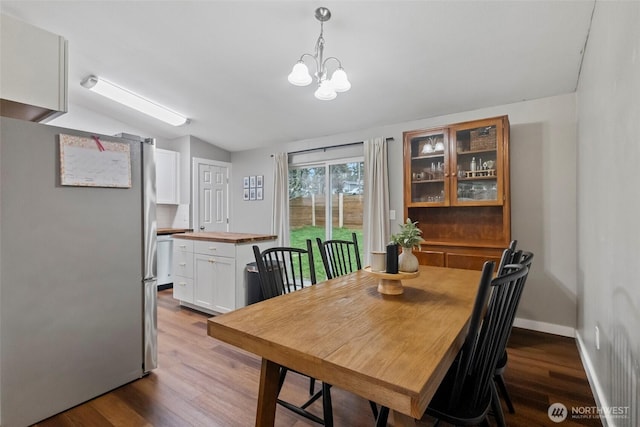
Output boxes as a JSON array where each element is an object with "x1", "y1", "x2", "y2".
[
  {"x1": 172, "y1": 231, "x2": 277, "y2": 244},
  {"x1": 157, "y1": 228, "x2": 192, "y2": 235}
]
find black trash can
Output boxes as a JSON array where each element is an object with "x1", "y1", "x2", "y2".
[{"x1": 245, "y1": 262, "x2": 265, "y2": 305}]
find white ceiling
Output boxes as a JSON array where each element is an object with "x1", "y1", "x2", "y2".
[{"x1": 1, "y1": 1, "x2": 594, "y2": 152}]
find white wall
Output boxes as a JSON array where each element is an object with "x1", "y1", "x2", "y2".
[
  {"x1": 231, "y1": 93, "x2": 578, "y2": 332},
  {"x1": 576, "y1": 0, "x2": 640, "y2": 421}
]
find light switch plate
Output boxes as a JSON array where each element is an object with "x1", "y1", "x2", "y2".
[{"x1": 389, "y1": 210, "x2": 396, "y2": 220}]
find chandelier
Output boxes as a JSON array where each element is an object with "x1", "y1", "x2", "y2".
[{"x1": 287, "y1": 7, "x2": 351, "y2": 101}]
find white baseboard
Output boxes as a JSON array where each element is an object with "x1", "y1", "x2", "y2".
[
  {"x1": 575, "y1": 330, "x2": 611, "y2": 427},
  {"x1": 513, "y1": 317, "x2": 576, "y2": 337}
]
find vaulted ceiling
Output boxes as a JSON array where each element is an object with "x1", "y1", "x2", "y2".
[{"x1": 1, "y1": 1, "x2": 594, "y2": 151}]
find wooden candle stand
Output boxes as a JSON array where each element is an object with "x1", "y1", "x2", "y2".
[{"x1": 363, "y1": 267, "x2": 420, "y2": 295}]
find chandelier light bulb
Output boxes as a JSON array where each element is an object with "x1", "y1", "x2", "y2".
[
  {"x1": 330, "y1": 68, "x2": 351, "y2": 93},
  {"x1": 288, "y1": 61, "x2": 312, "y2": 86},
  {"x1": 314, "y1": 79, "x2": 337, "y2": 101}
]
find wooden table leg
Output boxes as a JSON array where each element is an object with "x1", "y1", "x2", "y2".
[
  {"x1": 390, "y1": 410, "x2": 417, "y2": 427},
  {"x1": 255, "y1": 358, "x2": 281, "y2": 427}
]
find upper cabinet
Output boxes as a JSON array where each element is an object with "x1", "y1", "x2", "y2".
[
  {"x1": 156, "y1": 149, "x2": 180, "y2": 205},
  {"x1": 450, "y1": 119, "x2": 507, "y2": 206},
  {"x1": 405, "y1": 127, "x2": 451, "y2": 205},
  {"x1": 0, "y1": 14, "x2": 68, "y2": 122},
  {"x1": 404, "y1": 116, "x2": 508, "y2": 207},
  {"x1": 403, "y1": 116, "x2": 511, "y2": 270}
]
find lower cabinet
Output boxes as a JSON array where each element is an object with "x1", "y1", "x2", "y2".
[
  {"x1": 173, "y1": 277, "x2": 194, "y2": 302},
  {"x1": 194, "y1": 253, "x2": 235, "y2": 313},
  {"x1": 171, "y1": 236, "x2": 276, "y2": 314},
  {"x1": 415, "y1": 245, "x2": 503, "y2": 271},
  {"x1": 173, "y1": 239, "x2": 194, "y2": 302}
]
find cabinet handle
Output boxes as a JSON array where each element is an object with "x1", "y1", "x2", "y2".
[
  {"x1": 179, "y1": 262, "x2": 186, "y2": 266},
  {"x1": 179, "y1": 282, "x2": 186, "y2": 286},
  {"x1": 208, "y1": 247, "x2": 217, "y2": 251},
  {"x1": 208, "y1": 258, "x2": 216, "y2": 263},
  {"x1": 179, "y1": 245, "x2": 187, "y2": 249}
]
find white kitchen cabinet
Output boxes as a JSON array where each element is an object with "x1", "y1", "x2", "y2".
[
  {"x1": 0, "y1": 14, "x2": 68, "y2": 122},
  {"x1": 171, "y1": 233, "x2": 276, "y2": 315},
  {"x1": 173, "y1": 238, "x2": 236, "y2": 313},
  {"x1": 172, "y1": 238, "x2": 193, "y2": 302},
  {"x1": 156, "y1": 148, "x2": 180, "y2": 205},
  {"x1": 173, "y1": 277, "x2": 194, "y2": 303},
  {"x1": 194, "y1": 253, "x2": 235, "y2": 313}
]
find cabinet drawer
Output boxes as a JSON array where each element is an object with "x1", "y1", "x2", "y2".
[
  {"x1": 194, "y1": 240, "x2": 236, "y2": 258},
  {"x1": 173, "y1": 251, "x2": 194, "y2": 278},
  {"x1": 173, "y1": 238, "x2": 194, "y2": 253},
  {"x1": 173, "y1": 277, "x2": 194, "y2": 303},
  {"x1": 415, "y1": 250, "x2": 445, "y2": 267}
]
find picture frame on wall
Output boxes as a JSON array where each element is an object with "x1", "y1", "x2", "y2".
[{"x1": 243, "y1": 175, "x2": 264, "y2": 201}]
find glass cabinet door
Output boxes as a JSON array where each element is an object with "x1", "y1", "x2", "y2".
[
  {"x1": 451, "y1": 120, "x2": 504, "y2": 205},
  {"x1": 407, "y1": 129, "x2": 449, "y2": 205}
]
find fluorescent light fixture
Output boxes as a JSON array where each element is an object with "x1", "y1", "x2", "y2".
[{"x1": 81, "y1": 75, "x2": 189, "y2": 126}]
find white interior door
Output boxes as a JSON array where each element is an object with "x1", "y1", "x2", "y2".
[{"x1": 194, "y1": 158, "x2": 230, "y2": 232}]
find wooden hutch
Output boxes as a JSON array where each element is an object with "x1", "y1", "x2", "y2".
[{"x1": 402, "y1": 115, "x2": 511, "y2": 270}]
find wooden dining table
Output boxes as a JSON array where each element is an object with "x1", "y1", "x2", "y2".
[{"x1": 207, "y1": 265, "x2": 481, "y2": 426}]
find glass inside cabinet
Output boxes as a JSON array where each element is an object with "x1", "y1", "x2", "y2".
[
  {"x1": 452, "y1": 124, "x2": 500, "y2": 204},
  {"x1": 408, "y1": 130, "x2": 448, "y2": 204}
]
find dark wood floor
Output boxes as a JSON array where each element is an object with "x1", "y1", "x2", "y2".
[{"x1": 34, "y1": 289, "x2": 600, "y2": 426}]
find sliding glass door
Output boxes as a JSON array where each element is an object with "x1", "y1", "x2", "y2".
[{"x1": 289, "y1": 158, "x2": 364, "y2": 281}]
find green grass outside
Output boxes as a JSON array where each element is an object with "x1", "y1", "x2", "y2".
[{"x1": 290, "y1": 226, "x2": 363, "y2": 282}]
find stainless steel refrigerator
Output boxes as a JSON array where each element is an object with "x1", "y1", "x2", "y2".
[{"x1": 0, "y1": 117, "x2": 157, "y2": 427}]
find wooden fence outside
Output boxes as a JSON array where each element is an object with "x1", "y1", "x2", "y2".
[{"x1": 290, "y1": 195, "x2": 363, "y2": 228}]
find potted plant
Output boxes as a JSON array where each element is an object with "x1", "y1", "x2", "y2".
[{"x1": 391, "y1": 218, "x2": 423, "y2": 272}]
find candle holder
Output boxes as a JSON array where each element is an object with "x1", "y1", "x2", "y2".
[{"x1": 363, "y1": 267, "x2": 420, "y2": 295}]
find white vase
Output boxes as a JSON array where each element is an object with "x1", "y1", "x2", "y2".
[{"x1": 398, "y1": 247, "x2": 419, "y2": 272}]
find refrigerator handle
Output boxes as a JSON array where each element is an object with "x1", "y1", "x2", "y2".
[
  {"x1": 143, "y1": 278, "x2": 158, "y2": 372},
  {"x1": 142, "y1": 138, "x2": 158, "y2": 372},
  {"x1": 142, "y1": 138, "x2": 157, "y2": 281}
]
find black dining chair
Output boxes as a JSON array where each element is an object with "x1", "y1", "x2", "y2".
[
  {"x1": 496, "y1": 239, "x2": 518, "y2": 273},
  {"x1": 316, "y1": 232, "x2": 362, "y2": 279},
  {"x1": 374, "y1": 260, "x2": 530, "y2": 427},
  {"x1": 493, "y1": 248, "x2": 534, "y2": 416},
  {"x1": 252, "y1": 240, "x2": 317, "y2": 298},
  {"x1": 252, "y1": 240, "x2": 333, "y2": 426}
]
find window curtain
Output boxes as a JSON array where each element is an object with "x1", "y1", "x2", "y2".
[
  {"x1": 363, "y1": 137, "x2": 390, "y2": 265},
  {"x1": 272, "y1": 153, "x2": 290, "y2": 246}
]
